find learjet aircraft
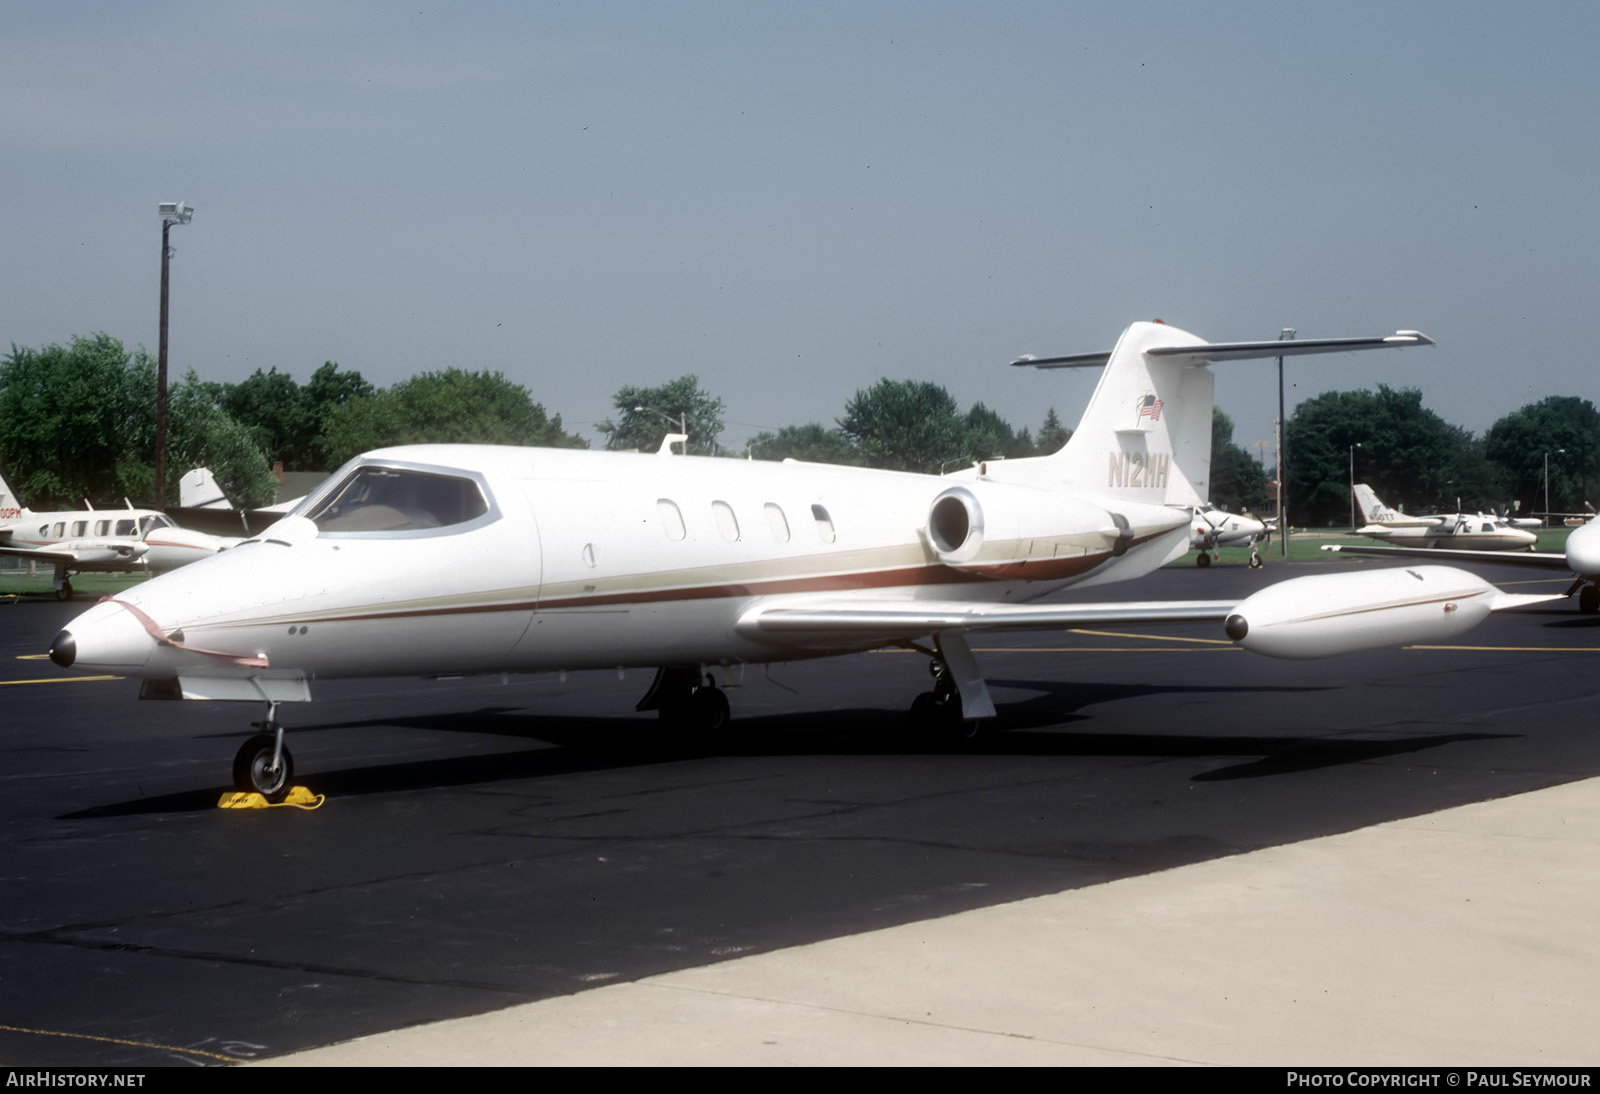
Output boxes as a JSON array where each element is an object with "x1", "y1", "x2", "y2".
[{"x1": 48, "y1": 320, "x2": 1551, "y2": 799}]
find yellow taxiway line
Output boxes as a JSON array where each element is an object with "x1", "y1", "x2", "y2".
[{"x1": 0, "y1": 675, "x2": 122, "y2": 686}]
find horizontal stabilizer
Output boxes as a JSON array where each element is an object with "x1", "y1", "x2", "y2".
[{"x1": 1013, "y1": 331, "x2": 1434, "y2": 369}]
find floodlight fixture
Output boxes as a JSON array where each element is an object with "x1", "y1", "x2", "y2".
[{"x1": 159, "y1": 202, "x2": 194, "y2": 224}]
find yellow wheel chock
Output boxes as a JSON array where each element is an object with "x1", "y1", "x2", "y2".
[{"x1": 216, "y1": 786, "x2": 324, "y2": 810}]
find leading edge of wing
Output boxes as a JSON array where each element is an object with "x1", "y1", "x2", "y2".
[
  {"x1": 1321, "y1": 543, "x2": 1573, "y2": 571},
  {"x1": 739, "y1": 598, "x2": 1239, "y2": 640},
  {"x1": 0, "y1": 544, "x2": 80, "y2": 564}
]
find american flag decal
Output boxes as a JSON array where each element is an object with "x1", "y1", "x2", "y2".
[{"x1": 1135, "y1": 393, "x2": 1164, "y2": 422}]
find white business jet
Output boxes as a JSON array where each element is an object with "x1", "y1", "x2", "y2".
[
  {"x1": 48, "y1": 320, "x2": 1550, "y2": 800},
  {"x1": 0, "y1": 469, "x2": 227, "y2": 598}
]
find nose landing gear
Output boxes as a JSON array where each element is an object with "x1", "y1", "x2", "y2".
[{"x1": 232, "y1": 701, "x2": 295, "y2": 802}]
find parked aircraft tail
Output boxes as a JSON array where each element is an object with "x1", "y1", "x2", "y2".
[
  {"x1": 180, "y1": 468, "x2": 231, "y2": 510},
  {"x1": 1353, "y1": 483, "x2": 1396, "y2": 524},
  {"x1": 0, "y1": 466, "x2": 31, "y2": 521}
]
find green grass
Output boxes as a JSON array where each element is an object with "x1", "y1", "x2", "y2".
[
  {"x1": 1171, "y1": 525, "x2": 1576, "y2": 567},
  {"x1": 0, "y1": 569, "x2": 150, "y2": 599}
]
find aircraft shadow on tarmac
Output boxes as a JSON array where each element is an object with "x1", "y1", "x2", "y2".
[{"x1": 62, "y1": 680, "x2": 1514, "y2": 818}]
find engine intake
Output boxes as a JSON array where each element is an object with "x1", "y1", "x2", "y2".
[{"x1": 926, "y1": 487, "x2": 984, "y2": 564}]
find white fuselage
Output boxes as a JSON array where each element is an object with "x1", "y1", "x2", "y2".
[
  {"x1": 54, "y1": 445, "x2": 1190, "y2": 697},
  {"x1": 1189, "y1": 508, "x2": 1266, "y2": 550},
  {"x1": 1355, "y1": 515, "x2": 1537, "y2": 551}
]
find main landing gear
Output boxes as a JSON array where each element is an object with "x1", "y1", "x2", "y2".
[
  {"x1": 233, "y1": 700, "x2": 295, "y2": 802},
  {"x1": 906, "y1": 633, "x2": 996, "y2": 744},
  {"x1": 1581, "y1": 583, "x2": 1599, "y2": 615},
  {"x1": 637, "y1": 665, "x2": 731, "y2": 737}
]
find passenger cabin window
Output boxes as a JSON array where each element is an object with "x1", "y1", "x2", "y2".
[
  {"x1": 115, "y1": 520, "x2": 137, "y2": 536},
  {"x1": 712, "y1": 500, "x2": 740, "y2": 542},
  {"x1": 95, "y1": 520, "x2": 109, "y2": 536},
  {"x1": 657, "y1": 499, "x2": 686, "y2": 541},
  {"x1": 764, "y1": 503, "x2": 790, "y2": 543},
  {"x1": 51, "y1": 522, "x2": 65, "y2": 537},
  {"x1": 71, "y1": 521, "x2": 87, "y2": 537},
  {"x1": 811, "y1": 504, "x2": 836, "y2": 543},
  {"x1": 307, "y1": 467, "x2": 489, "y2": 532}
]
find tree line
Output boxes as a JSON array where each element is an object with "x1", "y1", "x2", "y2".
[{"x1": 2, "y1": 332, "x2": 1594, "y2": 524}]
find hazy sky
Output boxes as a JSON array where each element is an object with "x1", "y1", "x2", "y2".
[{"x1": 4, "y1": 2, "x2": 1596, "y2": 463}]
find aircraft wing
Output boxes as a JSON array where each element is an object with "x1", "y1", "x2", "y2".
[
  {"x1": 739, "y1": 598, "x2": 1239, "y2": 640},
  {"x1": 1322, "y1": 543, "x2": 1571, "y2": 570},
  {"x1": 0, "y1": 543, "x2": 142, "y2": 565},
  {"x1": 0, "y1": 544, "x2": 81, "y2": 564}
]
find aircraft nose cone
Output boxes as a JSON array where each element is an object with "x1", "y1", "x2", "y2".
[
  {"x1": 53, "y1": 600, "x2": 156, "y2": 670},
  {"x1": 1224, "y1": 613, "x2": 1249, "y2": 641}
]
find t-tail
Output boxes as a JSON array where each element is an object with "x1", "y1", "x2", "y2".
[{"x1": 1012, "y1": 321, "x2": 1436, "y2": 512}]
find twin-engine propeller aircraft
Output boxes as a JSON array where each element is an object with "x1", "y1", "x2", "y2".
[
  {"x1": 1325, "y1": 515, "x2": 1600, "y2": 613},
  {"x1": 1350, "y1": 484, "x2": 1537, "y2": 551},
  {"x1": 48, "y1": 320, "x2": 1552, "y2": 800},
  {"x1": 1185, "y1": 505, "x2": 1271, "y2": 567},
  {"x1": 0, "y1": 468, "x2": 229, "y2": 598}
]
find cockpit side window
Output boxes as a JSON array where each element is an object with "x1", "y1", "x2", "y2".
[{"x1": 307, "y1": 467, "x2": 489, "y2": 533}]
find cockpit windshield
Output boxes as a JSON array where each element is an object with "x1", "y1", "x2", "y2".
[
  {"x1": 306, "y1": 466, "x2": 489, "y2": 533},
  {"x1": 138, "y1": 515, "x2": 175, "y2": 535}
]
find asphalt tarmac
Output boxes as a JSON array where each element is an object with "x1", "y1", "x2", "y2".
[{"x1": 1, "y1": 558, "x2": 1594, "y2": 1066}]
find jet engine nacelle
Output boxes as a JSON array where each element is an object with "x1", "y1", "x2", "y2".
[
  {"x1": 924, "y1": 483, "x2": 1133, "y2": 572},
  {"x1": 1224, "y1": 565, "x2": 1523, "y2": 659}
]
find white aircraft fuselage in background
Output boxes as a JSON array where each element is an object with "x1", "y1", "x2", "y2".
[
  {"x1": 1351, "y1": 483, "x2": 1537, "y2": 551},
  {"x1": 0, "y1": 471, "x2": 230, "y2": 597},
  {"x1": 51, "y1": 320, "x2": 1551, "y2": 799}
]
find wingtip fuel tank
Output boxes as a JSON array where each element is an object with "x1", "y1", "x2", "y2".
[{"x1": 1224, "y1": 565, "x2": 1555, "y2": 659}]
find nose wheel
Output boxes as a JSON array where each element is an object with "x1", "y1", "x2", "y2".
[{"x1": 232, "y1": 701, "x2": 294, "y2": 802}]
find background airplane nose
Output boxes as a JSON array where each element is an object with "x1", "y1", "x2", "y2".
[{"x1": 49, "y1": 630, "x2": 75, "y2": 668}]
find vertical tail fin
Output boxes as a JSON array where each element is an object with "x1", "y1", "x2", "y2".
[
  {"x1": 0, "y1": 465, "x2": 30, "y2": 521},
  {"x1": 1008, "y1": 323, "x2": 1434, "y2": 509},
  {"x1": 1049, "y1": 321, "x2": 1214, "y2": 508},
  {"x1": 180, "y1": 468, "x2": 232, "y2": 509},
  {"x1": 1352, "y1": 483, "x2": 1394, "y2": 523}
]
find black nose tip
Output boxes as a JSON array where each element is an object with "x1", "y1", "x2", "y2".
[
  {"x1": 1223, "y1": 614, "x2": 1249, "y2": 641},
  {"x1": 49, "y1": 630, "x2": 76, "y2": 668}
]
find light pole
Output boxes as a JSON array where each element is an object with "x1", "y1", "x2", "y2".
[
  {"x1": 1276, "y1": 327, "x2": 1295, "y2": 556},
  {"x1": 1348, "y1": 442, "x2": 1362, "y2": 531},
  {"x1": 633, "y1": 405, "x2": 688, "y2": 452},
  {"x1": 156, "y1": 202, "x2": 194, "y2": 510},
  {"x1": 1545, "y1": 449, "x2": 1565, "y2": 527}
]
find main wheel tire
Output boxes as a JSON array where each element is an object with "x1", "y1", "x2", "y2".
[
  {"x1": 1196, "y1": 553, "x2": 1211, "y2": 568},
  {"x1": 232, "y1": 733, "x2": 294, "y2": 802},
  {"x1": 54, "y1": 581, "x2": 73, "y2": 601},
  {"x1": 690, "y1": 686, "x2": 731, "y2": 732},
  {"x1": 1580, "y1": 584, "x2": 1599, "y2": 615}
]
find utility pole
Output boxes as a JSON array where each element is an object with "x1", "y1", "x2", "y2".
[
  {"x1": 156, "y1": 202, "x2": 194, "y2": 509},
  {"x1": 1276, "y1": 327, "x2": 1295, "y2": 556}
]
